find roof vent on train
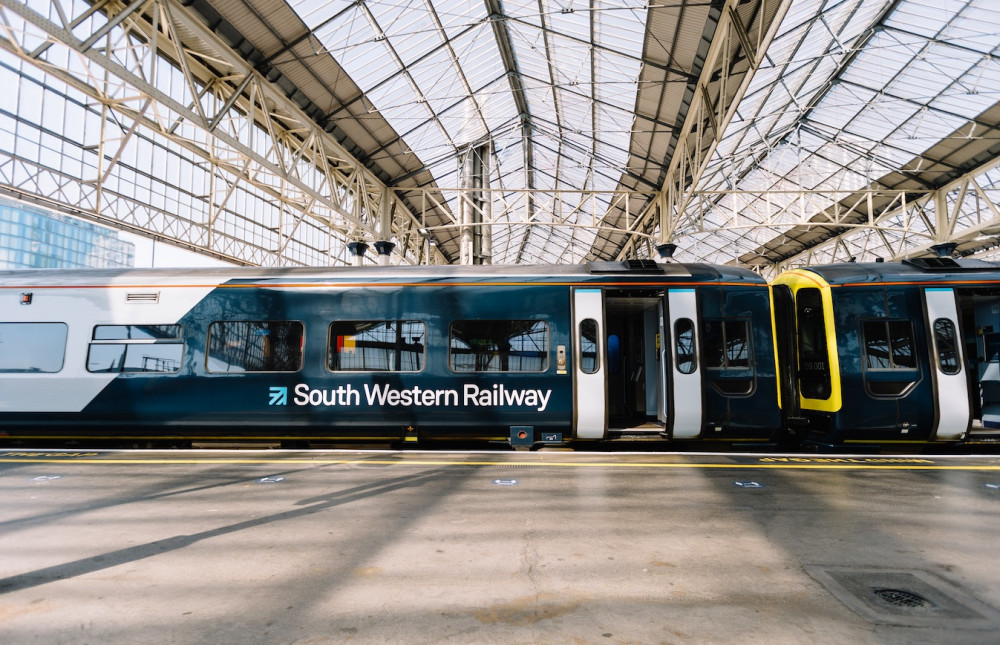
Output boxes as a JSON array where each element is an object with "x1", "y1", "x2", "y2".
[
  {"x1": 902, "y1": 256, "x2": 999, "y2": 272},
  {"x1": 126, "y1": 291, "x2": 160, "y2": 304},
  {"x1": 902, "y1": 242, "x2": 962, "y2": 270},
  {"x1": 903, "y1": 256, "x2": 962, "y2": 270},
  {"x1": 586, "y1": 259, "x2": 664, "y2": 274}
]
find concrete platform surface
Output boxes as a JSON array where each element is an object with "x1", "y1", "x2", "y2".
[{"x1": 1, "y1": 449, "x2": 999, "y2": 644}]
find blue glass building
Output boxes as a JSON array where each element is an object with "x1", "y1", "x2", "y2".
[{"x1": 0, "y1": 198, "x2": 134, "y2": 269}]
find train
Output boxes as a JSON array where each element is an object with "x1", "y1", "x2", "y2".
[
  {"x1": 1, "y1": 256, "x2": 999, "y2": 450},
  {"x1": 773, "y1": 255, "x2": 1000, "y2": 448}
]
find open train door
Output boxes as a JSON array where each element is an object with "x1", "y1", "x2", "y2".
[
  {"x1": 572, "y1": 288, "x2": 607, "y2": 439},
  {"x1": 666, "y1": 288, "x2": 703, "y2": 439},
  {"x1": 924, "y1": 287, "x2": 971, "y2": 441}
]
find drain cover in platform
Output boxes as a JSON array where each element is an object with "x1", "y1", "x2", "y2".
[{"x1": 805, "y1": 566, "x2": 1000, "y2": 629}]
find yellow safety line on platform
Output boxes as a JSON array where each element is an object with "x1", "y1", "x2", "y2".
[{"x1": 0, "y1": 456, "x2": 999, "y2": 470}]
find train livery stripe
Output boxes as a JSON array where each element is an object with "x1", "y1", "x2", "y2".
[{"x1": 1, "y1": 280, "x2": 768, "y2": 290}]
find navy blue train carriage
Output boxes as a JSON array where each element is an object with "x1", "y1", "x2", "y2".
[
  {"x1": 0, "y1": 260, "x2": 781, "y2": 448},
  {"x1": 773, "y1": 255, "x2": 1000, "y2": 449}
]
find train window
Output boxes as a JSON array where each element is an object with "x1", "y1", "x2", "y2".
[
  {"x1": 579, "y1": 319, "x2": 600, "y2": 374},
  {"x1": 206, "y1": 321, "x2": 303, "y2": 373},
  {"x1": 0, "y1": 322, "x2": 67, "y2": 373},
  {"x1": 796, "y1": 288, "x2": 831, "y2": 400},
  {"x1": 328, "y1": 321, "x2": 425, "y2": 372},
  {"x1": 674, "y1": 319, "x2": 696, "y2": 374},
  {"x1": 87, "y1": 325, "x2": 183, "y2": 373},
  {"x1": 862, "y1": 320, "x2": 916, "y2": 370},
  {"x1": 450, "y1": 320, "x2": 548, "y2": 372},
  {"x1": 933, "y1": 319, "x2": 960, "y2": 375},
  {"x1": 94, "y1": 325, "x2": 181, "y2": 341},
  {"x1": 702, "y1": 320, "x2": 750, "y2": 369}
]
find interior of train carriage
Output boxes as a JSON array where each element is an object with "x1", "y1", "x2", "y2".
[
  {"x1": 958, "y1": 287, "x2": 1000, "y2": 432},
  {"x1": 604, "y1": 292, "x2": 664, "y2": 431}
]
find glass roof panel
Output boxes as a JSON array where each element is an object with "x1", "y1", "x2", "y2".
[
  {"x1": 283, "y1": 0, "x2": 994, "y2": 267},
  {"x1": 288, "y1": 0, "x2": 645, "y2": 264},
  {"x1": 687, "y1": 0, "x2": 1000, "y2": 264},
  {"x1": 449, "y1": 24, "x2": 506, "y2": 90}
]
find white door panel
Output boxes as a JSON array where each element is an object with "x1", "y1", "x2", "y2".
[
  {"x1": 924, "y1": 288, "x2": 969, "y2": 441},
  {"x1": 668, "y1": 289, "x2": 702, "y2": 439},
  {"x1": 573, "y1": 288, "x2": 606, "y2": 439}
]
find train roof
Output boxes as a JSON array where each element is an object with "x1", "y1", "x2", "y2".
[
  {"x1": 790, "y1": 257, "x2": 1000, "y2": 285},
  {"x1": 0, "y1": 260, "x2": 766, "y2": 286}
]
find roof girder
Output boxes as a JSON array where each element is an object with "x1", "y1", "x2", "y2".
[{"x1": 0, "y1": 0, "x2": 448, "y2": 266}]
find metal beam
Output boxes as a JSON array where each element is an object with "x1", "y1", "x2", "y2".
[{"x1": 0, "y1": 0, "x2": 447, "y2": 266}]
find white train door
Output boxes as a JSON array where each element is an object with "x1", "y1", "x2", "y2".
[
  {"x1": 573, "y1": 288, "x2": 607, "y2": 439},
  {"x1": 924, "y1": 288, "x2": 970, "y2": 441},
  {"x1": 667, "y1": 288, "x2": 703, "y2": 439}
]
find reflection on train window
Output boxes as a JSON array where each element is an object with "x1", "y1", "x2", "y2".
[
  {"x1": 0, "y1": 322, "x2": 67, "y2": 373},
  {"x1": 932, "y1": 319, "x2": 960, "y2": 375},
  {"x1": 207, "y1": 321, "x2": 303, "y2": 373},
  {"x1": 674, "y1": 318, "x2": 696, "y2": 374},
  {"x1": 328, "y1": 321, "x2": 425, "y2": 372},
  {"x1": 702, "y1": 319, "x2": 750, "y2": 369},
  {"x1": 579, "y1": 319, "x2": 599, "y2": 374},
  {"x1": 450, "y1": 320, "x2": 548, "y2": 372},
  {"x1": 94, "y1": 325, "x2": 181, "y2": 341},
  {"x1": 862, "y1": 320, "x2": 916, "y2": 370},
  {"x1": 88, "y1": 324, "x2": 183, "y2": 373},
  {"x1": 796, "y1": 288, "x2": 831, "y2": 399}
]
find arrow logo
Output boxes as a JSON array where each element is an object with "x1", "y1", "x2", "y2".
[{"x1": 268, "y1": 386, "x2": 288, "y2": 406}]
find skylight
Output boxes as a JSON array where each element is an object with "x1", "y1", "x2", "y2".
[{"x1": 288, "y1": 0, "x2": 646, "y2": 263}]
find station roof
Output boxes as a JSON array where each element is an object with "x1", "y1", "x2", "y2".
[
  {"x1": 191, "y1": 0, "x2": 768, "y2": 264},
  {"x1": 10, "y1": 0, "x2": 995, "y2": 270}
]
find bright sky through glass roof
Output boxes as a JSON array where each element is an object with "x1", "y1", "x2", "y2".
[
  {"x1": 690, "y1": 0, "x2": 1000, "y2": 265},
  {"x1": 288, "y1": 0, "x2": 646, "y2": 263}
]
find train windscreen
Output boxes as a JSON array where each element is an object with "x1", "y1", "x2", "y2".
[{"x1": 795, "y1": 288, "x2": 831, "y2": 400}]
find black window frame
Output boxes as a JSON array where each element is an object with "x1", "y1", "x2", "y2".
[
  {"x1": 206, "y1": 320, "x2": 304, "y2": 373},
  {"x1": 861, "y1": 319, "x2": 918, "y2": 371},
  {"x1": 327, "y1": 320, "x2": 426, "y2": 372},
  {"x1": 449, "y1": 319, "x2": 550, "y2": 373},
  {"x1": 87, "y1": 324, "x2": 184, "y2": 374},
  {"x1": 673, "y1": 318, "x2": 697, "y2": 375},
  {"x1": 0, "y1": 322, "x2": 67, "y2": 373},
  {"x1": 796, "y1": 288, "x2": 832, "y2": 400},
  {"x1": 578, "y1": 318, "x2": 600, "y2": 375},
  {"x1": 932, "y1": 318, "x2": 961, "y2": 376},
  {"x1": 702, "y1": 318, "x2": 752, "y2": 370}
]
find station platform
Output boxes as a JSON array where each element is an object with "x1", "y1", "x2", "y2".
[{"x1": 1, "y1": 448, "x2": 999, "y2": 643}]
